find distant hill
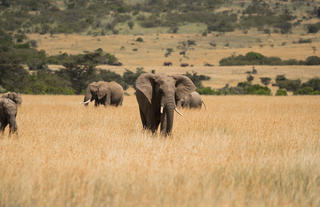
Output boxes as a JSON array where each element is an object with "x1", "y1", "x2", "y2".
[{"x1": 0, "y1": 0, "x2": 319, "y2": 35}]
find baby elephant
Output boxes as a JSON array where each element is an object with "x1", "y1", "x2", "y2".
[
  {"x1": 177, "y1": 91, "x2": 205, "y2": 109},
  {"x1": 0, "y1": 92, "x2": 22, "y2": 135}
]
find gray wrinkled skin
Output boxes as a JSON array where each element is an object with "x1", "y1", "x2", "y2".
[
  {"x1": 135, "y1": 73, "x2": 196, "y2": 136},
  {"x1": 177, "y1": 91, "x2": 203, "y2": 109},
  {"x1": 83, "y1": 81, "x2": 124, "y2": 107},
  {"x1": 0, "y1": 92, "x2": 22, "y2": 135}
]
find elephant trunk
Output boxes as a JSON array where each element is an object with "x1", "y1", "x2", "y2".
[
  {"x1": 165, "y1": 105, "x2": 174, "y2": 135},
  {"x1": 161, "y1": 94, "x2": 175, "y2": 135},
  {"x1": 83, "y1": 89, "x2": 92, "y2": 106}
]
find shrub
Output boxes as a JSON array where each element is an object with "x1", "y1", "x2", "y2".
[
  {"x1": 301, "y1": 78, "x2": 320, "y2": 91},
  {"x1": 136, "y1": 37, "x2": 144, "y2": 42},
  {"x1": 275, "y1": 89, "x2": 287, "y2": 96},
  {"x1": 196, "y1": 87, "x2": 220, "y2": 95},
  {"x1": 220, "y1": 52, "x2": 319, "y2": 66},
  {"x1": 47, "y1": 49, "x2": 119, "y2": 65},
  {"x1": 275, "y1": 74, "x2": 287, "y2": 82},
  {"x1": 277, "y1": 79, "x2": 301, "y2": 92},
  {"x1": 165, "y1": 48, "x2": 173, "y2": 57},
  {"x1": 218, "y1": 81, "x2": 271, "y2": 95},
  {"x1": 307, "y1": 22, "x2": 320, "y2": 33},
  {"x1": 305, "y1": 56, "x2": 320, "y2": 65},
  {"x1": 124, "y1": 68, "x2": 145, "y2": 88},
  {"x1": 260, "y1": 77, "x2": 271, "y2": 86},
  {"x1": 184, "y1": 72, "x2": 210, "y2": 88},
  {"x1": 294, "y1": 87, "x2": 316, "y2": 95},
  {"x1": 246, "y1": 84, "x2": 271, "y2": 95},
  {"x1": 297, "y1": 38, "x2": 312, "y2": 44},
  {"x1": 128, "y1": 21, "x2": 134, "y2": 29},
  {"x1": 247, "y1": 75, "x2": 254, "y2": 82}
]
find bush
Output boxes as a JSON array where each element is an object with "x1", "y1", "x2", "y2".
[
  {"x1": 297, "y1": 38, "x2": 312, "y2": 44},
  {"x1": 247, "y1": 75, "x2": 254, "y2": 82},
  {"x1": 220, "y1": 52, "x2": 320, "y2": 66},
  {"x1": 260, "y1": 77, "x2": 271, "y2": 86},
  {"x1": 136, "y1": 37, "x2": 144, "y2": 42},
  {"x1": 214, "y1": 81, "x2": 271, "y2": 95},
  {"x1": 124, "y1": 68, "x2": 145, "y2": 88},
  {"x1": 277, "y1": 79, "x2": 301, "y2": 92},
  {"x1": 47, "y1": 49, "x2": 119, "y2": 65},
  {"x1": 301, "y1": 78, "x2": 320, "y2": 91},
  {"x1": 307, "y1": 22, "x2": 320, "y2": 33},
  {"x1": 275, "y1": 74, "x2": 286, "y2": 82},
  {"x1": 184, "y1": 72, "x2": 210, "y2": 88},
  {"x1": 196, "y1": 87, "x2": 220, "y2": 95},
  {"x1": 305, "y1": 56, "x2": 320, "y2": 65},
  {"x1": 246, "y1": 84, "x2": 271, "y2": 95},
  {"x1": 275, "y1": 89, "x2": 287, "y2": 96},
  {"x1": 99, "y1": 70, "x2": 128, "y2": 90},
  {"x1": 294, "y1": 87, "x2": 317, "y2": 95}
]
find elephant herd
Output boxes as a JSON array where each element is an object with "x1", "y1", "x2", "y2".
[{"x1": 1, "y1": 73, "x2": 205, "y2": 136}]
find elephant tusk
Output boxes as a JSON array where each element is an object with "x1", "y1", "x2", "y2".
[
  {"x1": 160, "y1": 106, "x2": 164, "y2": 114},
  {"x1": 80, "y1": 100, "x2": 91, "y2": 104},
  {"x1": 175, "y1": 107, "x2": 183, "y2": 116}
]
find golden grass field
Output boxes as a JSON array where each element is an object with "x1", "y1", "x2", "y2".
[
  {"x1": 0, "y1": 32, "x2": 317, "y2": 206},
  {"x1": 0, "y1": 95, "x2": 320, "y2": 206}
]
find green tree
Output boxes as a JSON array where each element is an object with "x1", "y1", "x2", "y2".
[{"x1": 57, "y1": 61, "x2": 97, "y2": 94}]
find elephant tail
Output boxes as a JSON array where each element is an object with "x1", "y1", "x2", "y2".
[{"x1": 202, "y1": 100, "x2": 207, "y2": 110}]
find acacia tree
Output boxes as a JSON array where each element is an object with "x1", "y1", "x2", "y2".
[{"x1": 57, "y1": 61, "x2": 97, "y2": 94}]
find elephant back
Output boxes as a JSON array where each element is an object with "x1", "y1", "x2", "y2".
[
  {"x1": 0, "y1": 97, "x2": 18, "y2": 115},
  {"x1": 109, "y1": 81, "x2": 124, "y2": 104}
]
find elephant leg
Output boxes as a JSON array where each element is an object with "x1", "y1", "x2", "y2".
[
  {"x1": 101, "y1": 97, "x2": 107, "y2": 106},
  {"x1": 0, "y1": 118, "x2": 8, "y2": 134},
  {"x1": 8, "y1": 115, "x2": 17, "y2": 135},
  {"x1": 151, "y1": 119, "x2": 160, "y2": 134},
  {"x1": 94, "y1": 99, "x2": 99, "y2": 107},
  {"x1": 107, "y1": 95, "x2": 111, "y2": 106},
  {"x1": 0, "y1": 122, "x2": 6, "y2": 135},
  {"x1": 118, "y1": 96, "x2": 123, "y2": 106}
]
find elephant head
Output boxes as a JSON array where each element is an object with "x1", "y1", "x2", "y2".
[
  {"x1": 83, "y1": 81, "x2": 109, "y2": 106},
  {"x1": 1, "y1": 92, "x2": 22, "y2": 105},
  {"x1": 135, "y1": 73, "x2": 195, "y2": 135}
]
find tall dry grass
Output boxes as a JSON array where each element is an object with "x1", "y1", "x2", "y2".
[{"x1": 0, "y1": 95, "x2": 320, "y2": 206}]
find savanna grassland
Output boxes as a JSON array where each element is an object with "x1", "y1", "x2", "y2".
[
  {"x1": 29, "y1": 31, "x2": 320, "y2": 92},
  {"x1": 2, "y1": 0, "x2": 320, "y2": 205},
  {"x1": 30, "y1": 31, "x2": 320, "y2": 67},
  {"x1": 0, "y1": 95, "x2": 320, "y2": 206}
]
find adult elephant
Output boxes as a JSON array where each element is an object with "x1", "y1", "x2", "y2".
[
  {"x1": 135, "y1": 73, "x2": 196, "y2": 135},
  {"x1": 0, "y1": 92, "x2": 22, "y2": 135},
  {"x1": 82, "y1": 81, "x2": 124, "y2": 107},
  {"x1": 177, "y1": 91, "x2": 206, "y2": 109}
]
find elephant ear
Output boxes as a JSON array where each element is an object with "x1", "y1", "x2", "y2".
[
  {"x1": 171, "y1": 75, "x2": 196, "y2": 101},
  {"x1": 135, "y1": 73, "x2": 155, "y2": 104}
]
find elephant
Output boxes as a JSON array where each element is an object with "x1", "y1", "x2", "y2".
[
  {"x1": 135, "y1": 73, "x2": 196, "y2": 135},
  {"x1": 177, "y1": 91, "x2": 206, "y2": 109},
  {"x1": 82, "y1": 81, "x2": 124, "y2": 107},
  {"x1": 0, "y1": 92, "x2": 22, "y2": 135}
]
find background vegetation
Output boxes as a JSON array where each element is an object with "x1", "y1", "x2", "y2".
[
  {"x1": 219, "y1": 52, "x2": 320, "y2": 66},
  {"x1": 0, "y1": 0, "x2": 319, "y2": 35}
]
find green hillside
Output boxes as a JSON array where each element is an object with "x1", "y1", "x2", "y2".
[{"x1": 0, "y1": 0, "x2": 319, "y2": 35}]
